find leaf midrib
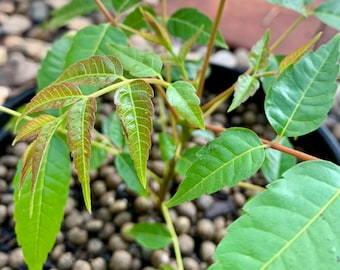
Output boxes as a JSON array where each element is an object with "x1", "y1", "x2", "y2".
[{"x1": 260, "y1": 188, "x2": 340, "y2": 269}]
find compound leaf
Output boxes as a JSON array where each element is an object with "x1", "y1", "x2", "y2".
[
  {"x1": 126, "y1": 222, "x2": 172, "y2": 250},
  {"x1": 211, "y1": 160, "x2": 340, "y2": 270},
  {"x1": 249, "y1": 30, "x2": 270, "y2": 72},
  {"x1": 115, "y1": 80, "x2": 154, "y2": 187},
  {"x1": 167, "y1": 128, "x2": 265, "y2": 207},
  {"x1": 166, "y1": 81, "x2": 204, "y2": 129},
  {"x1": 65, "y1": 24, "x2": 128, "y2": 67},
  {"x1": 261, "y1": 137, "x2": 296, "y2": 182},
  {"x1": 266, "y1": 0, "x2": 313, "y2": 15},
  {"x1": 14, "y1": 134, "x2": 71, "y2": 270},
  {"x1": 265, "y1": 34, "x2": 340, "y2": 137},
  {"x1": 228, "y1": 75, "x2": 260, "y2": 112},
  {"x1": 167, "y1": 8, "x2": 227, "y2": 49},
  {"x1": 67, "y1": 97, "x2": 97, "y2": 212},
  {"x1": 43, "y1": 0, "x2": 111, "y2": 29},
  {"x1": 37, "y1": 33, "x2": 74, "y2": 91},
  {"x1": 17, "y1": 83, "x2": 82, "y2": 128},
  {"x1": 55, "y1": 55, "x2": 123, "y2": 86},
  {"x1": 115, "y1": 153, "x2": 147, "y2": 196},
  {"x1": 314, "y1": 0, "x2": 340, "y2": 30},
  {"x1": 109, "y1": 43, "x2": 162, "y2": 78}
]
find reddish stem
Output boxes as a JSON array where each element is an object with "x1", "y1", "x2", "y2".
[{"x1": 205, "y1": 124, "x2": 320, "y2": 161}]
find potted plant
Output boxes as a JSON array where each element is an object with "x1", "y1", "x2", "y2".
[{"x1": 0, "y1": 0, "x2": 339, "y2": 269}]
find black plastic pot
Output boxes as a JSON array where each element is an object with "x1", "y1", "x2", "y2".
[
  {"x1": 205, "y1": 64, "x2": 340, "y2": 165},
  {"x1": 0, "y1": 86, "x2": 36, "y2": 153}
]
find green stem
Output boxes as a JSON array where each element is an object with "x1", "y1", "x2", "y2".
[
  {"x1": 161, "y1": 203, "x2": 184, "y2": 270},
  {"x1": 270, "y1": 14, "x2": 305, "y2": 52},
  {"x1": 197, "y1": 0, "x2": 227, "y2": 98}
]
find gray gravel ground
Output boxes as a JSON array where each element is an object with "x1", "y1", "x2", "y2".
[{"x1": 0, "y1": 1, "x2": 339, "y2": 269}]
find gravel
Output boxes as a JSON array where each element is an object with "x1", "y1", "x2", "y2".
[{"x1": 0, "y1": 1, "x2": 339, "y2": 269}]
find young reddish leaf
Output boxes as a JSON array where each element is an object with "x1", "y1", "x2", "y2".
[
  {"x1": 14, "y1": 135, "x2": 71, "y2": 270},
  {"x1": 18, "y1": 142, "x2": 35, "y2": 198},
  {"x1": 13, "y1": 114, "x2": 56, "y2": 144},
  {"x1": 279, "y1": 32, "x2": 322, "y2": 73},
  {"x1": 55, "y1": 55, "x2": 123, "y2": 86},
  {"x1": 16, "y1": 83, "x2": 82, "y2": 129},
  {"x1": 228, "y1": 75, "x2": 260, "y2": 112},
  {"x1": 66, "y1": 97, "x2": 97, "y2": 212},
  {"x1": 31, "y1": 119, "x2": 62, "y2": 216},
  {"x1": 115, "y1": 80, "x2": 154, "y2": 187}
]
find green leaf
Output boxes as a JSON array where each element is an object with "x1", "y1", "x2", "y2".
[
  {"x1": 43, "y1": 0, "x2": 111, "y2": 29},
  {"x1": 261, "y1": 137, "x2": 296, "y2": 182},
  {"x1": 102, "y1": 112, "x2": 126, "y2": 149},
  {"x1": 16, "y1": 83, "x2": 82, "y2": 128},
  {"x1": 159, "y1": 132, "x2": 176, "y2": 161},
  {"x1": 14, "y1": 135, "x2": 71, "y2": 270},
  {"x1": 37, "y1": 33, "x2": 74, "y2": 91},
  {"x1": 89, "y1": 145, "x2": 107, "y2": 171},
  {"x1": 178, "y1": 25, "x2": 204, "y2": 61},
  {"x1": 122, "y1": 6, "x2": 157, "y2": 32},
  {"x1": 265, "y1": 34, "x2": 340, "y2": 137},
  {"x1": 126, "y1": 222, "x2": 172, "y2": 250},
  {"x1": 67, "y1": 97, "x2": 97, "y2": 212},
  {"x1": 167, "y1": 128, "x2": 265, "y2": 207},
  {"x1": 228, "y1": 75, "x2": 260, "y2": 112},
  {"x1": 266, "y1": 0, "x2": 313, "y2": 15},
  {"x1": 108, "y1": 43, "x2": 162, "y2": 78},
  {"x1": 115, "y1": 153, "x2": 147, "y2": 196},
  {"x1": 166, "y1": 81, "x2": 204, "y2": 129},
  {"x1": 249, "y1": 29, "x2": 270, "y2": 72},
  {"x1": 175, "y1": 146, "x2": 202, "y2": 176},
  {"x1": 55, "y1": 55, "x2": 123, "y2": 86},
  {"x1": 112, "y1": 0, "x2": 141, "y2": 13},
  {"x1": 65, "y1": 24, "x2": 128, "y2": 67},
  {"x1": 115, "y1": 80, "x2": 154, "y2": 187},
  {"x1": 314, "y1": 0, "x2": 340, "y2": 30},
  {"x1": 211, "y1": 160, "x2": 340, "y2": 270},
  {"x1": 167, "y1": 8, "x2": 227, "y2": 49}
]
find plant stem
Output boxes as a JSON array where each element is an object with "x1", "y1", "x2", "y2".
[
  {"x1": 238, "y1": 181, "x2": 266, "y2": 191},
  {"x1": 161, "y1": 203, "x2": 184, "y2": 270},
  {"x1": 197, "y1": 0, "x2": 227, "y2": 98},
  {"x1": 270, "y1": 14, "x2": 305, "y2": 52},
  {"x1": 161, "y1": 0, "x2": 167, "y2": 26},
  {"x1": 94, "y1": 0, "x2": 117, "y2": 26},
  {"x1": 0, "y1": 105, "x2": 26, "y2": 118},
  {"x1": 205, "y1": 124, "x2": 320, "y2": 161}
]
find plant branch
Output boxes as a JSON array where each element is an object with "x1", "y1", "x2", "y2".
[
  {"x1": 161, "y1": 203, "x2": 184, "y2": 270},
  {"x1": 270, "y1": 14, "x2": 305, "y2": 52},
  {"x1": 94, "y1": 0, "x2": 117, "y2": 26},
  {"x1": 197, "y1": 0, "x2": 227, "y2": 98},
  {"x1": 238, "y1": 181, "x2": 266, "y2": 191},
  {"x1": 205, "y1": 124, "x2": 320, "y2": 161}
]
